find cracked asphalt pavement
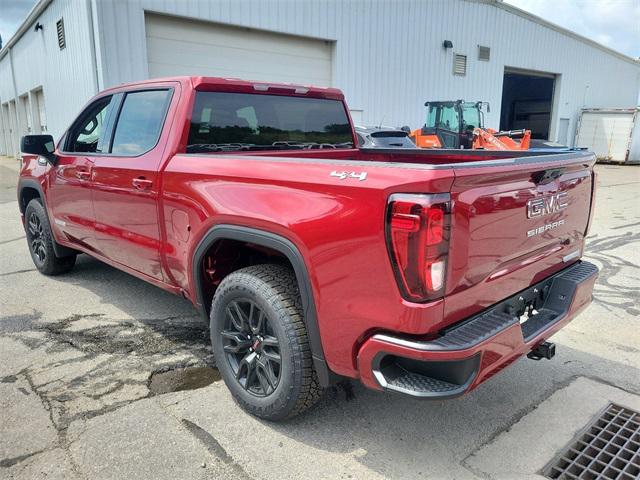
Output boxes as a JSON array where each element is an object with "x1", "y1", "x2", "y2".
[{"x1": 1, "y1": 156, "x2": 638, "y2": 479}]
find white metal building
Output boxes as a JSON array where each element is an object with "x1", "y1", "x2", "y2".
[{"x1": 1, "y1": 0, "x2": 639, "y2": 157}]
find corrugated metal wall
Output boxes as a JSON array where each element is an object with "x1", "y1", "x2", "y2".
[
  {"x1": 0, "y1": 0, "x2": 98, "y2": 155},
  {"x1": 93, "y1": 0, "x2": 640, "y2": 146},
  {"x1": 2, "y1": 0, "x2": 639, "y2": 156}
]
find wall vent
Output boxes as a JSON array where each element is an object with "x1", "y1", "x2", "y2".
[
  {"x1": 453, "y1": 54, "x2": 467, "y2": 76},
  {"x1": 56, "y1": 18, "x2": 66, "y2": 50},
  {"x1": 478, "y1": 45, "x2": 490, "y2": 61}
]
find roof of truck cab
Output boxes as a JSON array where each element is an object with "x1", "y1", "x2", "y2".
[{"x1": 101, "y1": 76, "x2": 345, "y2": 100}]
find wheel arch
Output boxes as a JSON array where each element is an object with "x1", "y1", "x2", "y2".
[
  {"x1": 18, "y1": 178, "x2": 75, "y2": 258},
  {"x1": 192, "y1": 224, "x2": 332, "y2": 386},
  {"x1": 17, "y1": 178, "x2": 45, "y2": 215}
]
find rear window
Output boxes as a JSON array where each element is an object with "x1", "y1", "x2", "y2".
[
  {"x1": 370, "y1": 132, "x2": 416, "y2": 148},
  {"x1": 187, "y1": 92, "x2": 354, "y2": 153}
]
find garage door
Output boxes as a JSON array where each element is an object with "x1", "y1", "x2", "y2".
[
  {"x1": 145, "y1": 14, "x2": 333, "y2": 86},
  {"x1": 575, "y1": 111, "x2": 634, "y2": 162}
]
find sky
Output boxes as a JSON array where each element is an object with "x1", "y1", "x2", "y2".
[
  {"x1": 0, "y1": 0, "x2": 639, "y2": 58},
  {"x1": 505, "y1": 0, "x2": 640, "y2": 58},
  {"x1": 0, "y1": 0, "x2": 37, "y2": 48}
]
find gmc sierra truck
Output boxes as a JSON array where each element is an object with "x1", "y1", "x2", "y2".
[{"x1": 18, "y1": 76, "x2": 598, "y2": 420}]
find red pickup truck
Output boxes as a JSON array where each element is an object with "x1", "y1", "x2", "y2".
[{"x1": 18, "y1": 76, "x2": 598, "y2": 420}]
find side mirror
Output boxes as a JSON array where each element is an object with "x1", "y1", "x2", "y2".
[{"x1": 21, "y1": 135, "x2": 57, "y2": 165}]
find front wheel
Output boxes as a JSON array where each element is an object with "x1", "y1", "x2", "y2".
[
  {"x1": 24, "y1": 199, "x2": 76, "y2": 275},
  {"x1": 210, "y1": 264, "x2": 323, "y2": 420}
]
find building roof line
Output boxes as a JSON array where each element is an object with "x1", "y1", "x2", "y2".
[
  {"x1": 480, "y1": 0, "x2": 640, "y2": 66},
  {"x1": 0, "y1": 0, "x2": 52, "y2": 61}
]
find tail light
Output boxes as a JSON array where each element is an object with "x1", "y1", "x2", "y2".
[{"x1": 385, "y1": 193, "x2": 451, "y2": 302}]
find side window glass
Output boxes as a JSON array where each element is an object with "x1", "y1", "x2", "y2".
[
  {"x1": 426, "y1": 106, "x2": 438, "y2": 128},
  {"x1": 462, "y1": 104, "x2": 480, "y2": 130},
  {"x1": 439, "y1": 106, "x2": 459, "y2": 131},
  {"x1": 111, "y1": 90, "x2": 171, "y2": 156},
  {"x1": 67, "y1": 96, "x2": 112, "y2": 153}
]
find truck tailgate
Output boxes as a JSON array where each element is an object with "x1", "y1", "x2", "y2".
[{"x1": 443, "y1": 153, "x2": 596, "y2": 326}]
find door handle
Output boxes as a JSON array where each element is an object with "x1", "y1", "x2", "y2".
[
  {"x1": 132, "y1": 177, "x2": 153, "y2": 190},
  {"x1": 75, "y1": 170, "x2": 91, "y2": 180}
]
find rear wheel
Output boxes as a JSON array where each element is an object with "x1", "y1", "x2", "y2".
[
  {"x1": 24, "y1": 199, "x2": 76, "y2": 275},
  {"x1": 210, "y1": 264, "x2": 322, "y2": 420}
]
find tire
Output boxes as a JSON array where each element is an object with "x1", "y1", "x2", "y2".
[
  {"x1": 210, "y1": 264, "x2": 323, "y2": 420},
  {"x1": 24, "y1": 199, "x2": 76, "y2": 276}
]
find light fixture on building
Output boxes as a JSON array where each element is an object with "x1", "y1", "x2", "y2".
[{"x1": 443, "y1": 40, "x2": 453, "y2": 49}]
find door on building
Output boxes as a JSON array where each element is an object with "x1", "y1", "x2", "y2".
[
  {"x1": 557, "y1": 118, "x2": 570, "y2": 146},
  {"x1": 1, "y1": 103, "x2": 10, "y2": 156},
  {"x1": 31, "y1": 88, "x2": 47, "y2": 134},
  {"x1": 500, "y1": 68, "x2": 556, "y2": 140},
  {"x1": 18, "y1": 94, "x2": 31, "y2": 136},
  {"x1": 144, "y1": 13, "x2": 333, "y2": 86},
  {"x1": 90, "y1": 87, "x2": 173, "y2": 281},
  {"x1": 8, "y1": 100, "x2": 18, "y2": 157}
]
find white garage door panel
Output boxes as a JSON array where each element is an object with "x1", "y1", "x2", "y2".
[
  {"x1": 576, "y1": 112, "x2": 634, "y2": 161},
  {"x1": 147, "y1": 38, "x2": 331, "y2": 83},
  {"x1": 145, "y1": 14, "x2": 332, "y2": 86}
]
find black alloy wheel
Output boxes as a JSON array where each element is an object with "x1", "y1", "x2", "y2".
[
  {"x1": 27, "y1": 211, "x2": 47, "y2": 264},
  {"x1": 210, "y1": 264, "x2": 323, "y2": 420},
  {"x1": 24, "y1": 199, "x2": 76, "y2": 275},
  {"x1": 222, "y1": 299, "x2": 282, "y2": 397}
]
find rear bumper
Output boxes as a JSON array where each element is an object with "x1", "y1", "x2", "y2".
[{"x1": 357, "y1": 261, "x2": 598, "y2": 398}]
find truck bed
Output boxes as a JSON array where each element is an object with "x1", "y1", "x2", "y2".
[{"x1": 166, "y1": 147, "x2": 595, "y2": 377}]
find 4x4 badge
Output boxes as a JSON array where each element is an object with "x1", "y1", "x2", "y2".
[{"x1": 330, "y1": 171, "x2": 367, "y2": 181}]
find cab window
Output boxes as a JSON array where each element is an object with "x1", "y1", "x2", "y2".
[
  {"x1": 437, "y1": 105, "x2": 459, "y2": 131},
  {"x1": 66, "y1": 96, "x2": 113, "y2": 153},
  {"x1": 110, "y1": 90, "x2": 172, "y2": 156},
  {"x1": 426, "y1": 104, "x2": 459, "y2": 132},
  {"x1": 461, "y1": 103, "x2": 481, "y2": 131}
]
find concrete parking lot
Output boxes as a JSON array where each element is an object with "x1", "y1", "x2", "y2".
[{"x1": 1, "y1": 156, "x2": 638, "y2": 480}]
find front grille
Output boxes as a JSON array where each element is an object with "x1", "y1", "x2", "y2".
[{"x1": 543, "y1": 403, "x2": 640, "y2": 479}]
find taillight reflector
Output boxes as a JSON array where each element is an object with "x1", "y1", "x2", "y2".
[{"x1": 385, "y1": 193, "x2": 451, "y2": 302}]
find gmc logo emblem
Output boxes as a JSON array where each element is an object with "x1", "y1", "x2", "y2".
[{"x1": 527, "y1": 192, "x2": 569, "y2": 218}]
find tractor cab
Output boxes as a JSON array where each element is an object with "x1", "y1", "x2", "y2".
[
  {"x1": 411, "y1": 100, "x2": 488, "y2": 149},
  {"x1": 410, "y1": 100, "x2": 531, "y2": 150}
]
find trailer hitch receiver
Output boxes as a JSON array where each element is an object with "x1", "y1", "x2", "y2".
[{"x1": 527, "y1": 341, "x2": 556, "y2": 361}]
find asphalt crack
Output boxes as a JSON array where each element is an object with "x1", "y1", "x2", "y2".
[
  {"x1": 0, "y1": 236, "x2": 25, "y2": 245},
  {"x1": 0, "y1": 268, "x2": 36, "y2": 277},
  {"x1": 180, "y1": 419, "x2": 254, "y2": 480},
  {"x1": 0, "y1": 450, "x2": 46, "y2": 468}
]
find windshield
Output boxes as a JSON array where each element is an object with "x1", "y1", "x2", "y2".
[
  {"x1": 461, "y1": 103, "x2": 481, "y2": 131},
  {"x1": 187, "y1": 92, "x2": 354, "y2": 153},
  {"x1": 425, "y1": 104, "x2": 459, "y2": 132}
]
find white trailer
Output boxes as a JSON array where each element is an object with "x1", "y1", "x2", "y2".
[{"x1": 575, "y1": 108, "x2": 640, "y2": 164}]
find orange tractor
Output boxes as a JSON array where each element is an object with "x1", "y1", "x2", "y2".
[{"x1": 409, "y1": 100, "x2": 531, "y2": 150}]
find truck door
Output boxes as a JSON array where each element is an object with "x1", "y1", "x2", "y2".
[
  {"x1": 90, "y1": 88, "x2": 173, "y2": 281},
  {"x1": 49, "y1": 95, "x2": 115, "y2": 251}
]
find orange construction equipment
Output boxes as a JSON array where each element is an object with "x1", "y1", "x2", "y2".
[{"x1": 410, "y1": 100, "x2": 531, "y2": 150}]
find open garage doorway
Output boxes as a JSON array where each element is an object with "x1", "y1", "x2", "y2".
[{"x1": 500, "y1": 68, "x2": 555, "y2": 140}]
